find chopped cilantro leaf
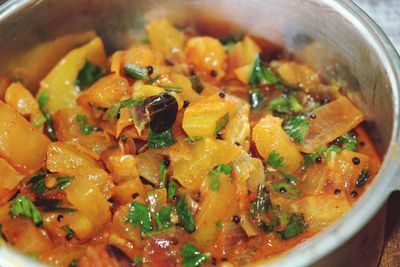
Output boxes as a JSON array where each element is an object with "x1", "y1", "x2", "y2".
[
  {"x1": 249, "y1": 89, "x2": 265, "y2": 111},
  {"x1": 280, "y1": 172, "x2": 299, "y2": 184},
  {"x1": 339, "y1": 133, "x2": 358, "y2": 151},
  {"x1": 54, "y1": 176, "x2": 74, "y2": 190},
  {"x1": 168, "y1": 180, "x2": 177, "y2": 200},
  {"x1": 214, "y1": 113, "x2": 229, "y2": 135},
  {"x1": 104, "y1": 98, "x2": 144, "y2": 120},
  {"x1": 124, "y1": 63, "x2": 148, "y2": 80},
  {"x1": 155, "y1": 206, "x2": 173, "y2": 229},
  {"x1": 219, "y1": 34, "x2": 243, "y2": 50},
  {"x1": 267, "y1": 150, "x2": 287, "y2": 168},
  {"x1": 208, "y1": 164, "x2": 234, "y2": 192},
  {"x1": 159, "y1": 163, "x2": 167, "y2": 189},
  {"x1": 133, "y1": 256, "x2": 143, "y2": 266},
  {"x1": 283, "y1": 115, "x2": 310, "y2": 143},
  {"x1": 248, "y1": 54, "x2": 279, "y2": 87},
  {"x1": 249, "y1": 185, "x2": 271, "y2": 218},
  {"x1": 125, "y1": 202, "x2": 152, "y2": 234},
  {"x1": 324, "y1": 145, "x2": 341, "y2": 160},
  {"x1": 37, "y1": 92, "x2": 57, "y2": 141},
  {"x1": 10, "y1": 195, "x2": 43, "y2": 226},
  {"x1": 76, "y1": 114, "x2": 98, "y2": 135},
  {"x1": 32, "y1": 115, "x2": 47, "y2": 128},
  {"x1": 216, "y1": 220, "x2": 223, "y2": 231},
  {"x1": 76, "y1": 61, "x2": 104, "y2": 91},
  {"x1": 27, "y1": 171, "x2": 47, "y2": 195},
  {"x1": 277, "y1": 213, "x2": 306, "y2": 240},
  {"x1": 147, "y1": 128, "x2": 177, "y2": 149},
  {"x1": 181, "y1": 243, "x2": 211, "y2": 267},
  {"x1": 176, "y1": 197, "x2": 195, "y2": 233},
  {"x1": 272, "y1": 182, "x2": 302, "y2": 199},
  {"x1": 161, "y1": 86, "x2": 183, "y2": 93}
]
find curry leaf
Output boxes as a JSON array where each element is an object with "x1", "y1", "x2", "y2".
[{"x1": 267, "y1": 150, "x2": 287, "y2": 168}]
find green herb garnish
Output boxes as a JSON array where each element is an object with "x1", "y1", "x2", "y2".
[
  {"x1": 214, "y1": 113, "x2": 229, "y2": 135},
  {"x1": 272, "y1": 182, "x2": 302, "y2": 199},
  {"x1": 283, "y1": 115, "x2": 310, "y2": 143},
  {"x1": 216, "y1": 220, "x2": 223, "y2": 231},
  {"x1": 76, "y1": 61, "x2": 104, "y2": 91},
  {"x1": 208, "y1": 164, "x2": 234, "y2": 192},
  {"x1": 184, "y1": 136, "x2": 204, "y2": 143},
  {"x1": 147, "y1": 128, "x2": 177, "y2": 149},
  {"x1": 249, "y1": 185, "x2": 271, "y2": 218},
  {"x1": 181, "y1": 243, "x2": 211, "y2": 267},
  {"x1": 155, "y1": 206, "x2": 173, "y2": 229},
  {"x1": 159, "y1": 163, "x2": 167, "y2": 189},
  {"x1": 249, "y1": 54, "x2": 280, "y2": 87},
  {"x1": 76, "y1": 115, "x2": 98, "y2": 135},
  {"x1": 267, "y1": 150, "x2": 287, "y2": 168},
  {"x1": 133, "y1": 256, "x2": 143, "y2": 266},
  {"x1": 104, "y1": 98, "x2": 144, "y2": 120},
  {"x1": 27, "y1": 171, "x2": 47, "y2": 195},
  {"x1": 62, "y1": 225, "x2": 77, "y2": 239},
  {"x1": 10, "y1": 195, "x2": 43, "y2": 226},
  {"x1": 168, "y1": 180, "x2": 177, "y2": 200},
  {"x1": 339, "y1": 132, "x2": 358, "y2": 151},
  {"x1": 125, "y1": 202, "x2": 152, "y2": 234},
  {"x1": 277, "y1": 213, "x2": 306, "y2": 240},
  {"x1": 54, "y1": 176, "x2": 75, "y2": 190},
  {"x1": 124, "y1": 63, "x2": 148, "y2": 80},
  {"x1": 161, "y1": 86, "x2": 183, "y2": 93},
  {"x1": 37, "y1": 92, "x2": 57, "y2": 141},
  {"x1": 268, "y1": 94, "x2": 303, "y2": 114},
  {"x1": 176, "y1": 197, "x2": 195, "y2": 233}
]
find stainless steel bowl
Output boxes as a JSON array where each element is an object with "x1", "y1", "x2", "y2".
[{"x1": 0, "y1": 0, "x2": 399, "y2": 266}]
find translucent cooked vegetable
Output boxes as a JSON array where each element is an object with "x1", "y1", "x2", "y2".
[
  {"x1": 182, "y1": 94, "x2": 237, "y2": 138},
  {"x1": 0, "y1": 101, "x2": 50, "y2": 174},
  {"x1": 252, "y1": 115, "x2": 303, "y2": 173},
  {"x1": 301, "y1": 96, "x2": 364, "y2": 153},
  {"x1": 0, "y1": 18, "x2": 381, "y2": 266},
  {"x1": 186, "y1": 36, "x2": 227, "y2": 81},
  {"x1": 37, "y1": 37, "x2": 107, "y2": 115}
]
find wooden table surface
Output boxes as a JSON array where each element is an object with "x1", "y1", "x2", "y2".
[{"x1": 351, "y1": 1, "x2": 400, "y2": 266}]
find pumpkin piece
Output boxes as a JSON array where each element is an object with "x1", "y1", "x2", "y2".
[
  {"x1": 252, "y1": 115, "x2": 303, "y2": 173},
  {"x1": 301, "y1": 96, "x2": 364, "y2": 153},
  {"x1": 101, "y1": 148, "x2": 139, "y2": 183},
  {"x1": 290, "y1": 195, "x2": 350, "y2": 231},
  {"x1": 136, "y1": 150, "x2": 164, "y2": 186},
  {"x1": 185, "y1": 36, "x2": 227, "y2": 81},
  {"x1": 54, "y1": 107, "x2": 115, "y2": 154},
  {"x1": 37, "y1": 37, "x2": 107, "y2": 114},
  {"x1": 124, "y1": 43, "x2": 165, "y2": 67},
  {"x1": 158, "y1": 73, "x2": 201, "y2": 103},
  {"x1": 172, "y1": 138, "x2": 240, "y2": 191},
  {"x1": 77, "y1": 74, "x2": 130, "y2": 110},
  {"x1": 47, "y1": 142, "x2": 100, "y2": 173},
  {"x1": 193, "y1": 173, "x2": 240, "y2": 246},
  {"x1": 229, "y1": 36, "x2": 261, "y2": 71},
  {"x1": 234, "y1": 64, "x2": 251, "y2": 84},
  {"x1": 301, "y1": 151, "x2": 370, "y2": 195},
  {"x1": 2, "y1": 217, "x2": 53, "y2": 254},
  {"x1": 0, "y1": 101, "x2": 50, "y2": 174},
  {"x1": 0, "y1": 158, "x2": 23, "y2": 204},
  {"x1": 112, "y1": 178, "x2": 148, "y2": 205},
  {"x1": 182, "y1": 94, "x2": 237, "y2": 138},
  {"x1": 146, "y1": 19, "x2": 185, "y2": 58},
  {"x1": 64, "y1": 174, "x2": 111, "y2": 233},
  {"x1": 275, "y1": 61, "x2": 320, "y2": 91},
  {"x1": 4, "y1": 82, "x2": 42, "y2": 124}
]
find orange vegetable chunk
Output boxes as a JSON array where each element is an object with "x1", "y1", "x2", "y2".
[
  {"x1": 301, "y1": 96, "x2": 364, "y2": 153},
  {"x1": 0, "y1": 101, "x2": 50, "y2": 174},
  {"x1": 0, "y1": 158, "x2": 23, "y2": 204}
]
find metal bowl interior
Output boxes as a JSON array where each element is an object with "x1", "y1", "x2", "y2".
[{"x1": 0, "y1": 0, "x2": 399, "y2": 266}]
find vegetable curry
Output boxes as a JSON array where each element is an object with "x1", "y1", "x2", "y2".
[{"x1": 0, "y1": 19, "x2": 380, "y2": 266}]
